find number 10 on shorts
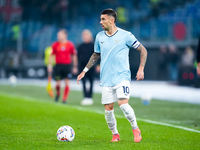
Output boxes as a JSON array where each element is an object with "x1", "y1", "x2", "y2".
[{"x1": 122, "y1": 86, "x2": 130, "y2": 95}]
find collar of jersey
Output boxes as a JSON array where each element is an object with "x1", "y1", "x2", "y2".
[{"x1": 104, "y1": 29, "x2": 118, "y2": 37}]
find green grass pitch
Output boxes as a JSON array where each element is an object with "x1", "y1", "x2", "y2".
[{"x1": 0, "y1": 85, "x2": 200, "y2": 150}]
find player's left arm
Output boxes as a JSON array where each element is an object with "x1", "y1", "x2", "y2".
[{"x1": 136, "y1": 44, "x2": 148, "y2": 81}]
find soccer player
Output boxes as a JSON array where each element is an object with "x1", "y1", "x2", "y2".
[
  {"x1": 48, "y1": 29, "x2": 78, "y2": 103},
  {"x1": 77, "y1": 29, "x2": 95, "y2": 105},
  {"x1": 77, "y1": 9, "x2": 147, "y2": 142}
]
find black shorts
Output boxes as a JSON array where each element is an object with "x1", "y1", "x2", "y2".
[{"x1": 53, "y1": 64, "x2": 72, "y2": 81}]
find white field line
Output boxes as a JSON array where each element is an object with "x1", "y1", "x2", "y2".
[
  {"x1": 74, "y1": 106, "x2": 200, "y2": 133},
  {"x1": 0, "y1": 92, "x2": 200, "y2": 134},
  {"x1": 136, "y1": 119, "x2": 200, "y2": 133}
]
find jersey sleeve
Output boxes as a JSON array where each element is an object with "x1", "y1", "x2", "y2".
[
  {"x1": 94, "y1": 34, "x2": 100, "y2": 53},
  {"x1": 70, "y1": 42, "x2": 77, "y2": 55},
  {"x1": 126, "y1": 32, "x2": 140, "y2": 49}
]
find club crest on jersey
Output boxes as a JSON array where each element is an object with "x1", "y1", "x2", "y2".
[{"x1": 115, "y1": 40, "x2": 120, "y2": 44}]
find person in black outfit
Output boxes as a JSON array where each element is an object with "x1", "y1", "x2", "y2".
[
  {"x1": 78, "y1": 29, "x2": 95, "y2": 105},
  {"x1": 197, "y1": 37, "x2": 200, "y2": 76},
  {"x1": 157, "y1": 45, "x2": 168, "y2": 80}
]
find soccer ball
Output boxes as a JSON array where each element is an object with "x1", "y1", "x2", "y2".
[
  {"x1": 8, "y1": 75, "x2": 17, "y2": 87},
  {"x1": 57, "y1": 125, "x2": 75, "y2": 142}
]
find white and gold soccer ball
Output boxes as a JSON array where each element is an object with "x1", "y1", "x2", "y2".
[{"x1": 57, "y1": 125, "x2": 75, "y2": 142}]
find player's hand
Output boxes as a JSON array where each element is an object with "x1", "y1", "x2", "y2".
[
  {"x1": 77, "y1": 71, "x2": 86, "y2": 84},
  {"x1": 72, "y1": 66, "x2": 78, "y2": 75},
  {"x1": 136, "y1": 70, "x2": 144, "y2": 81}
]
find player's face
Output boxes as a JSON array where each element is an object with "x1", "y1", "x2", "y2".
[
  {"x1": 100, "y1": 14, "x2": 113, "y2": 31},
  {"x1": 57, "y1": 31, "x2": 67, "y2": 42},
  {"x1": 82, "y1": 31, "x2": 92, "y2": 43}
]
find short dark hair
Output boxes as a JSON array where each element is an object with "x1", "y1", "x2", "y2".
[{"x1": 101, "y1": 9, "x2": 117, "y2": 23}]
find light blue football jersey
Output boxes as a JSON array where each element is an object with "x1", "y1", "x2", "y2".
[{"x1": 94, "y1": 28, "x2": 140, "y2": 87}]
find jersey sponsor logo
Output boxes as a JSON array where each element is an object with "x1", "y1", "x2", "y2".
[
  {"x1": 100, "y1": 41, "x2": 105, "y2": 44},
  {"x1": 61, "y1": 46, "x2": 66, "y2": 51}
]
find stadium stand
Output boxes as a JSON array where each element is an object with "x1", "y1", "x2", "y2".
[{"x1": 0, "y1": 0, "x2": 199, "y2": 84}]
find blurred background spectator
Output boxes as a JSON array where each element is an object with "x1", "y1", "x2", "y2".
[
  {"x1": 197, "y1": 37, "x2": 200, "y2": 75},
  {"x1": 0, "y1": 0, "x2": 200, "y2": 87},
  {"x1": 168, "y1": 44, "x2": 179, "y2": 81},
  {"x1": 181, "y1": 46, "x2": 195, "y2": 68},
  {"x1": 157, "y1": 45, "x2": 168, "y2": 80},
  {"x1": 196, "y1": 36, "x2": 200, "y2": 87},
  {"x1": 77, "y1": 29, "x2": 95, "y2": 105},
  {"x1": 179, "y1": 46, "x2": 195, "y2": 86}
]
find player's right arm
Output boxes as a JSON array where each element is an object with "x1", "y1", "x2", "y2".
[{"x1": 77, "y1": 52, "x2": 100, "y2": 84}]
